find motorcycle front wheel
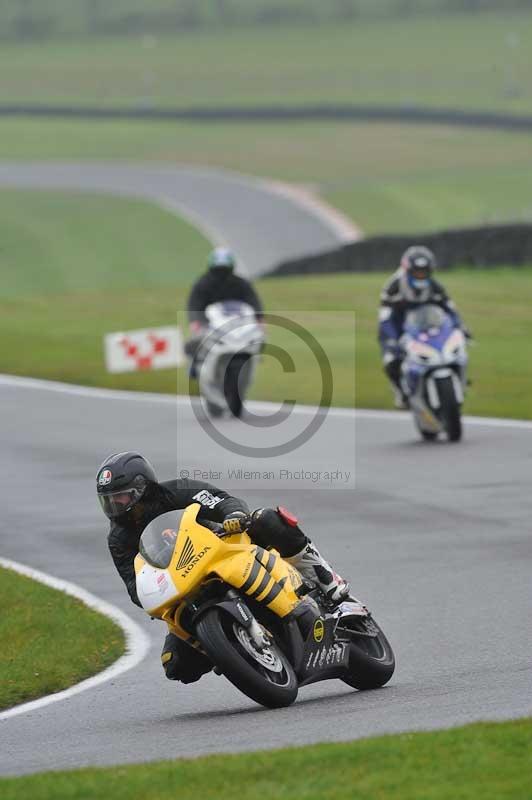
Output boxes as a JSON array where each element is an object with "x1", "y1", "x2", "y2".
[
  {"x1": 196, "y1": 608, "x2": 298, "y2": 708},
  {"x1": 339, "y1": 615, "x2": 395, "y2": 690},
  {"x1": 436, "y1": 376, "x2": 462, "y2": 442}
]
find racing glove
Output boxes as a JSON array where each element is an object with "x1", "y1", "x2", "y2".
[{"x1": 222, "y1": 511, "x2": 251, "y2": 535}]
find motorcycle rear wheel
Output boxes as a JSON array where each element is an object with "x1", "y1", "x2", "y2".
[
  {"x1": 340, "y1": 615, "x2": 395, "y2": 690},
  {"x1": 196, "y1": 608, "x2": 298, "y2": 708},
  {"x1": 223, "y1": 355, "x2": 251, "y2": 418},
  {"x1": 205, "y1": 399, "x2": 224, "y2": 418}
]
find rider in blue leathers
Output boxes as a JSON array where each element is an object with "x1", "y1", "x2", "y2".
[{"x1": 378, "y1": 246, "x2": 468, "y2": 408}]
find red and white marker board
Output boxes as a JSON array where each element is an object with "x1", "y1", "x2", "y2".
[{"x1": 104, "y1": 326, "x2": 185, "y2": 373}]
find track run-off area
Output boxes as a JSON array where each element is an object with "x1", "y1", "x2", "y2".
[{"x1": 0, "y1": 374, "x2": 531, "y2": 776}]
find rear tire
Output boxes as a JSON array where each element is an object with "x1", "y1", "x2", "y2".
[
  {"x1": 196, "y1": 608, "x2": 298, "y2": 708},
  {"x1": 205, "y1": 399, "x2": 224, "y2": 418},
  {"x1": 340, "y1": 616, "x2": 395, "y2": 690},
  {"x1": 224, "y1": 355, "x2": 250, "y2": 418},
  {"x1": 437, "y1": 376, "x2": 462, "y2": 442},
  {"x1": 205, "y1": 400, "x2": 224, "y2": 418}
]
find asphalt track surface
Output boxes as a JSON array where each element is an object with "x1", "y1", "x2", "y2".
[
  {"x1": 0, "y1": 162, "x2": 355, "y2": 276},
  {"x1": 1, "y1": 377, "x2": 531, "y2": 776}
]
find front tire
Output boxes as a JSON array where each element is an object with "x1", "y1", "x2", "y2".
[
  {"x1": 196, "y1": 608, "x2": 298, "y2": 708},
  {"x1": 340, "y1": 615, "x2": 395, "y2": 690},
  {"x1": 437, "y1": 376, "x2": 462, "y2": 442}
]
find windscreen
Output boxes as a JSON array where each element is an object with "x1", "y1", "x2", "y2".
[
  {"x1": 206, "y1": 301, "x2": 255, "y2": 322},
  {"x1": 405, "y1": 304, "x2": 447, "y2": 332},
  {"x1": 139, "y1": 510, "x2": 186, "y2": 569}
]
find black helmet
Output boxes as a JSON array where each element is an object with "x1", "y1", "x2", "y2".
[
  {"x1": 96, "y1": 452, "x2": 156, "y2": 519},
  {"x1": 400, "y1": 245, "x2": 436, "y2": 291}
]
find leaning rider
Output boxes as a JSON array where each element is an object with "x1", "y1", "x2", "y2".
[
  {"x1": 378, "y1": 245, "x2": 469, "y2": 409},
  {"x1": 97, "y1": 452, "x2": 349, "y2": 685}
]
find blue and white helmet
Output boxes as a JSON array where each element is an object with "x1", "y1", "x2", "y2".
[
  {"x1": 401, "y1": 245, "x2": 436, "y2": 292},
  {"x1": 208, "y1": 247, "x2": 236, "y2": 272}
]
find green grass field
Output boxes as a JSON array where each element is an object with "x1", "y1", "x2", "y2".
[
  {"x1": 1, "y1": 118, "x2": 532, "y2": 235},
  {"x1": 1, "y1": 188, "x2": 531, "y2": 419},
  {"x1": 1, "y1": 718, "x2": 531, "y2": 800},
  {"x1": 2, "y1": 11, "x2": 532, "y2": 113},
  {"x1": 0, "y1": 190, "x2": 210, "y2": 298},
  {"x1": 0, "y1": 566, "x2": 124, "y2": 711}
]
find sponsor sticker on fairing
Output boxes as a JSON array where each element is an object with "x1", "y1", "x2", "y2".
[
  {"x1": 313, "y1": 619, "x2": 325, "y2": 643},
  {"x1": 192, "y1": 490, "x2": 224, "y2": 509}
]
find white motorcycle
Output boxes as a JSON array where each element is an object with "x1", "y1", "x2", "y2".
[
  {"x1": 399, "y1": 304, "x2": 469, "y2": 442},
  {"x1": 195, "y1": 301, "x2": 265, "y2": 418}
]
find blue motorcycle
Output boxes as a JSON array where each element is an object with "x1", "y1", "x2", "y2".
[{"x1": 399, "y1": 304, "x2": 468, "y2": 442}]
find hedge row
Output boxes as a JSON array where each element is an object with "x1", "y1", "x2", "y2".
[
  {"x1": 3, "y1": 106, "x2": 532, "y2": 138},
  {"x1": 271, "y1": 224, "x2": 532, "y2": 276},
  {"x1": 2, "y1": 0, "x2": 531, "y2": 40}
]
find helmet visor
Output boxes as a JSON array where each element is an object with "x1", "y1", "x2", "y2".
[
  {"x1": 410, "y1": 264, "x2": 431, "y2": 281},
  {"x1": 98, "y1": 486, "x2": 145, "y2": 519}
]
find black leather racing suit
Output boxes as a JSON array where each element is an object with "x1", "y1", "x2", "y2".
[
  {"x1": 187, "y1": 270, "x2": 263, "y2": 327},
  {"x1": 107, "y1": 478, "x2": 307, "y2": 683}
]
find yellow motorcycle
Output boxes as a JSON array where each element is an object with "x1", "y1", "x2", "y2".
[{"x1": 134, "y1": 504, "x2": 395, "y2": 708}]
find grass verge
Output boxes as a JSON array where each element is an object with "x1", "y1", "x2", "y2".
[
  {"x1": 1, "y1": 718, "x2": 530, "y2": 799},
  {"x1": 1, "y1": 11, "x2": 532, "y2": 114},
  {"x1": 1, "y1": 118, "x2": 531, "y2": 235},
  {"x1": 1, "y1": 189, "x2": 530, "y2": 419},
  {"x1": 0, "y1": 189, "x2": 210, "y2": 297},
  {"x1": 0, "y1": 566, "x2": 124, "y2": 711},
  {"x1": 1, "y1": 266, "x2": 531, "y2": 419}
]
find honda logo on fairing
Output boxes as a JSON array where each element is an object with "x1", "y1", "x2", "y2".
[
  {"x1": 180, "y1": 546, "x2": 211, "y2": 578},
  {"x1": 175, "y1": 537, "x2": 195, "y2": 569}
]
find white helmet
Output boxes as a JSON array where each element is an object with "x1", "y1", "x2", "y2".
[{"x1": 208, "y1": 247, "x2": 235, "y2": 272}]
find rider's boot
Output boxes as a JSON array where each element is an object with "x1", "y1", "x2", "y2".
[
  {"x1": 161, "y1": 633, "x2": 212, "y2": 684},
  {"x1": 285, "y1": 542, "x2": 350, "y2": 605},
  {"x1": 392, "y1": 385, "x2": 409, "y2": 410},
  {"x1": 384, "y1": 355, "x2": 409, "y2": 409}
]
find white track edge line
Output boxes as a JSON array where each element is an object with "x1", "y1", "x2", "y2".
[
  {"x1": 0, "y1": 373, "x2": 531, "y2": 430},
  {"x1": 0, "y1": 557, "x2": 151, "y2": 722},
  {"x1": 260, "y1": 178, "x2": 362, "y2": 243}
]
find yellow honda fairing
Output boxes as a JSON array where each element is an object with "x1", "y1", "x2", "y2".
[{"x1": 135, "y1": 503, "x2": 303, "y2": 643}]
